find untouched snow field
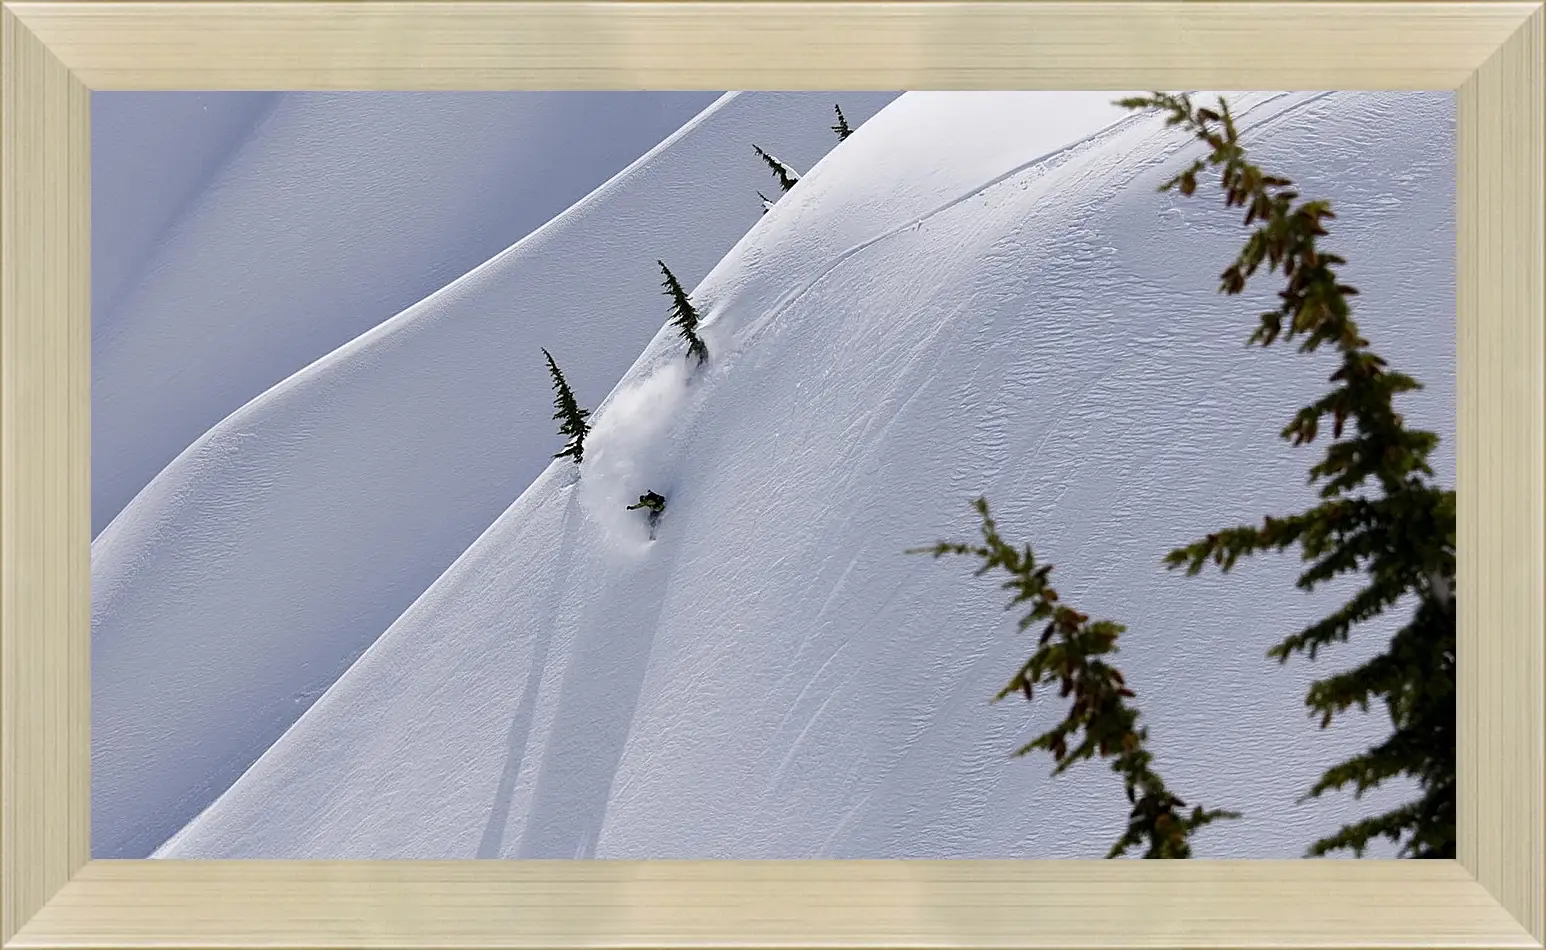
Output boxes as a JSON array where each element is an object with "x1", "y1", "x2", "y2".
[
  {"x1": 92, "y1": 92, "x2": 280, "y2": 331},
  {"x1": 92, "y1": 91, "x2": 899, "y2": 859},
  {"x1": 92, "y1": 91, "x2": 721, "y2": 537},
  {"x1": 150, "y1": 91, "x2": 1455, "y2": 860}
]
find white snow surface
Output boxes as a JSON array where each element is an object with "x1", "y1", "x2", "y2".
[
  {"x1": 155, "y1": 91, "x2": 1455, "y2": 860},
  {"x1": 91, "y1": 91, "x2": 722, "y2": 537},
  {"x1": 91, "y1": 91, "x2": 899, "y2": 859},
  {"x1": 92, "y1": 92, "x2": 279, "y2": 329}
]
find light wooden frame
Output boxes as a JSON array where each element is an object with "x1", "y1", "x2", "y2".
[{"x1": 1, "y1": 1, "x2": 1542, "y2": 947}]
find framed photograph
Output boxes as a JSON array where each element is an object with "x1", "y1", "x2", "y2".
[{"x1": 2, "y1": 2, "x2": 1541, "y2": 948}]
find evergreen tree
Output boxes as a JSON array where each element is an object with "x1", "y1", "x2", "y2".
[
  {"x1": 657, "y1": 260, "x2": 708, "y2": 365},
  {"x1": 757, "y1": 191, "x2": 776, "y2": 215},
  {"x1": 542, "y1": 348, "x2": 590, "y2": 466},
  {"x1": 913, "y1": 498, "x2": 1240, "y2": 858},
  {"x1": 753, "y1": 144, "x2": 801, "y2": 193},
  {"x1": 1118, "y1": 92, "x2": 1456, "y2": 858},
  {"x1": 832, "y1": 103, "x2": 853, "y2": 141}
]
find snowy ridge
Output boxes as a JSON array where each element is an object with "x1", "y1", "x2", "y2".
[
  {"x1": 92, "y1": 91, "x2": 722, "y2": 537},
  {"x1": 91, "y1": 91, "x2": 899, "y2": 859},
  {"x1": 157, "y1": 91, "x2": 1454, "y2": 859}
]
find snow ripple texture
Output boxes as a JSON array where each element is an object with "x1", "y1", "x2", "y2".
[{"x1": 104, "y1": 90, "x2": 1452, "y2": 860}]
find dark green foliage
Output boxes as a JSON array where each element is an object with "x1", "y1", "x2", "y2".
[
  {"x1": 657, "y1": 260, "x2": 709, "y2": 365},
  {"x1": 758, "y1": 191, "x2": 776, "y2": 215},
  {"x1": 1118, "y1": 92, "x2": 1456, "y2": 858},
  {"x1": 912, "y1": 498, "x2": 1240, "y2": 858},
  {"x1": 753, "y1": 144, "x2": 801, "y2": 193},
  {"x1": 542, "y1": 348, "x2": 590, "y2": 466},
  {"x1": 832, "y1": 104, "x2": 853, "y2": 141}
]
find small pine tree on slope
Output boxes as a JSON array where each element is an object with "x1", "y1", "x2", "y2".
[
  {"x1": 753, "y1": 145, "x2": 801, "y2": 194},
  {"x1": 658, "y1": 260, "x2": 709, "y2": 365},
  {"x1": 913, "y1": 498, "x2": 1239, "y2": 858},
  {"x1": 542, "y1": 348, "x2": 591, "y2": 466},
  {"x1": 1118, "y1": 91, "x2": 1456, "y2": 859},
  {"x1": 832, "y1": 104, "x2": 853, "y2": 141}
]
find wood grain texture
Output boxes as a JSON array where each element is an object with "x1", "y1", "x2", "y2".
[
  {"x1": 8, "y1": 860, "x2": 1541, "y2": 948},
  {"x1": 2, "y1": 1, "x2": 1540, "y2": 90},
  {"x1": 1457, "y1": 6, "x2": 1547, "y2": 944},
  {"x1": 0, "y1": 1, "x2": 1541, "y2": 948},
  {"x1": 0, "y1": 4, "x2": 90, "y2": 945}
]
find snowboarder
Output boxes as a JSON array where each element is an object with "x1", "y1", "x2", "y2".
[{"x1": 627, "y1": 490, "x2": 667, "y2": 538}]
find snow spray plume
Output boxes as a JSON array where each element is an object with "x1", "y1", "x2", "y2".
[{"x1": 578, "y1": 359, "x2": 692, "y2": 550}]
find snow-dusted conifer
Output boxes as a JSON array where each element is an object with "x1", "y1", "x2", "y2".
[
  {"x1": 542, "y1": 348, "x2": 590, "y2": 465},
  {"x1": 753, "y1": 145, "x2": 801, "y2": 193},
  {"x1": 831, "y1": 104, "x2": 853, "y2": 140},
  {"x1": 658, "y1": 260, "x2": 708, "y2": 365},
  {"x1": 757, "y1": 191, "x2": 776, "y2": 215}
]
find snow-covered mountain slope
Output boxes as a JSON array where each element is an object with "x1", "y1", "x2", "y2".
[
  {"x1": 157, "y1": 91, "x2": 1455, "y2": 860},
  {"x1": 92, "y1": 92, "x2": 279, "y2": 328},
  {"x1": 90, "y1": 91, "x2": 902, "y2": 859},
  {"x1": 92, "y1": 91, "x2": 720, "y2": 537}
]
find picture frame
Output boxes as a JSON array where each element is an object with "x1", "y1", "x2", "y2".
[{"x1": 2, "y1": 1, "x2": 1541, "y2": 947}]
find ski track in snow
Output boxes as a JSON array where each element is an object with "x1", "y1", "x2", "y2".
[
  {"x1": 476, "y1": 485, "x2": 579, "y2": 858},
  {"x1": 135, "y1": 90, "x2": 1453, "y2": 861},
  {"x1": 731, "y1": 91, "x2": 1322, "y2": 364}
]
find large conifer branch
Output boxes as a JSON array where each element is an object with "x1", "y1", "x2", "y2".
[
  {"x1": 913, "y1": 497, "x2": 1239, "y2": 859},
  {"x1": 1121, "y1": 92, "x2": 1442, "y2": 499},
  {"x1": 1121, "y1": 92, "x2": 1456, "y2": 857}
]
